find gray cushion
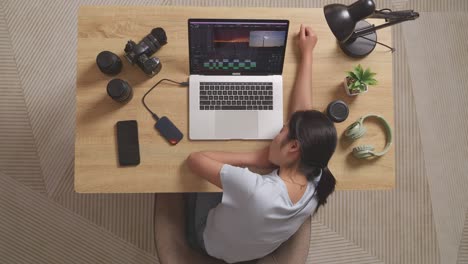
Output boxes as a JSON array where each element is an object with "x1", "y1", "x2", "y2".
[{"x1": 154, "y1": 193, "x2": 311, "y2": 264}]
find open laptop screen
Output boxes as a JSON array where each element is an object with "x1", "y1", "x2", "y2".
[{"x1": 189, "y1": 19, "x2": 289, "y2": 75}]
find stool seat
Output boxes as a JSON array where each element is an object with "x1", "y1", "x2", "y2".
[{"x1": 154, "y1": 193, "x2": 311, "y2": 264}]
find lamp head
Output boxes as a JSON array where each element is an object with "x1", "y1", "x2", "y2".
[{"x1": 324, "y1": 0, "x2": 375, "y2": 42}]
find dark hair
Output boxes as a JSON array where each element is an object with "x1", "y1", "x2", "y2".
[{"x1": 286, "y1": 110, "x2": 337, "y2": 211}]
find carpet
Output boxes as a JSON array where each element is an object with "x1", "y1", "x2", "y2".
[
  {"x1": 403, "y1": 13, "x2": 468, "y2": 264},
  {"x1": 1, "y1": 0, "x2": 468, "y2": 263}
]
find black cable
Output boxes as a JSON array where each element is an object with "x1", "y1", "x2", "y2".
[
  {"x1": 358, "y1": 35, "x2": 396, "y2": 52},
  {"x1": 142, "y1": 78, "x2": 189, "y2": 121}
]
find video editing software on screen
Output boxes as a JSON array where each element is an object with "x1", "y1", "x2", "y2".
[{"x1": 189, "y1": 20, "x2": 288, "y2": 75}]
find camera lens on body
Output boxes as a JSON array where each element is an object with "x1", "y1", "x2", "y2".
[
  {"x1": 150, "y1": 28, "x2": 167, "y2": 46},
  {"x1": 124, "y1": 27, "x2": 167, "y2": 77}
]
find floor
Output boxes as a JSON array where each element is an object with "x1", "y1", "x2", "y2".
[{"x1": 1, "y1": 0, "x2": 467, "y2": 263}]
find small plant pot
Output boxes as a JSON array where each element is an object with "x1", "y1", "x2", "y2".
[{"x1": 344, "y1": 77, "x2": 368, "y2": 96}]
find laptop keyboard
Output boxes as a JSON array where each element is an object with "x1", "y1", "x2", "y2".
[{"x1": 199, "y1": 82, "x2": 274, "y2": 111}]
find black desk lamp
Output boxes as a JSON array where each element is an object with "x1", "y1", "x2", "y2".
[{"x1": 324, "y1": 0, "x2": 419, "y2": 57}]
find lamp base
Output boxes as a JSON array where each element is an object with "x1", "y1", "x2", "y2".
[{"x1": 340, "y1": 20, "x2": 377, "y2": 58}]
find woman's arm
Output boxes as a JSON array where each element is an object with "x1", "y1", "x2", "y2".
[
  {"x1": 186, "y1": 152, "x2": 224, "y2": 188},
  {"x1": 288, "y1": 24, "x2": 318, "y2": 120},
  {"x1": 186, "y1": 147, "x2": 274, "y2": 188}
]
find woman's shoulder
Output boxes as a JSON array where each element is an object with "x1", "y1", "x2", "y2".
[
  {"x1": 257, "y1": 170, "x2": 283, "y2": 187},
  {"x1": 250, "y1": 172, "x2": 286, "y2": 201}
]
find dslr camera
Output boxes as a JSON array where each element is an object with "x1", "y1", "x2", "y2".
[{"x1": 124, "y1": 27, "x2": 167, "y2": 76}]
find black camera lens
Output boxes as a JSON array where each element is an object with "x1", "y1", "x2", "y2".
[
  {"x1": 107, "y1": 79, "x2": 133, "y2": 103},
  {"x1": 151, "y1": 28, "x2": 167, "y2": 46},
  {"x1": 96, "y1": 51, "x2": 122, "y2": 75}
]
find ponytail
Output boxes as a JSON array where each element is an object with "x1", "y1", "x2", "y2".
[
  {"x1": 315, "y1": 167, "x2": 336, "y2": 209},
  {"x1": 302, "y1": 165, "x2": 336, "y2": 213}
]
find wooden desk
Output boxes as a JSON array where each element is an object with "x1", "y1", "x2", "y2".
[{"x1": 76, "y1": 6, "x2": 394, "y2": 193}]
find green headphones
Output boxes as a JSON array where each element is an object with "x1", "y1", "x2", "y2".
[{"x1": 344, "y1": 114, "x2": 393, "y2": 159}]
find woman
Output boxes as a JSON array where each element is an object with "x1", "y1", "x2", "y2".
[{"x1": 185, "y1": 25, "x2": 337, "y2": 263}]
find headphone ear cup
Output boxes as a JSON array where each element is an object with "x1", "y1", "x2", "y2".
[
  {"x1": 356, "y1": 125, "x2": 366, "y2": 139},
  {"x1": 352, "y1": 144, "x2": 375, "y2": 159},
  {"x1": 345, "y1": 122, "x2": 367, "y2": 140}
]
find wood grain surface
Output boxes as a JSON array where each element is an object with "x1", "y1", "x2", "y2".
[{"x1": 76, "y1": 6, "x2": 394, "y2": 193}]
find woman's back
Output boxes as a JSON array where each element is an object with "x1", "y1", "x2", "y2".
[{"x1": 203, "y1": 164, "x2": 319, "y2": 263}]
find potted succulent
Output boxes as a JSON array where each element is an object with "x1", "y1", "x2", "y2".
[{"x1": 344, "y1": 64, "x2": 378, "y2": 96}]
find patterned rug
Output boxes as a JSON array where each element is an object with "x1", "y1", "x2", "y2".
[{"x1": 1, "y1": 0, "x2": 468, "y2": 263}]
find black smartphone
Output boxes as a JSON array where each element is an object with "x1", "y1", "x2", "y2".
[{"x1": 116, "y1": 120, "x2": 140, "y2": 166}]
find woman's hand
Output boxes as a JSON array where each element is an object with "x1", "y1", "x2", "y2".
[{"x1": 297, "y1": 24, "x2": 318, "y2": 58}]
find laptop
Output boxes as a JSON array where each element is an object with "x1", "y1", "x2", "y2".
[{"x1": 188, "y1": 18, "x2": 289, "y2": 140}]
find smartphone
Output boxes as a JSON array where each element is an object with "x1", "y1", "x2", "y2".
[{"x1": 116, "y1": 120, "x2": 140, "y2": 166}]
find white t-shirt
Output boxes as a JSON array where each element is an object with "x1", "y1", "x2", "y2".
[{"x1": 203, "y1": 164, "x2": 320, "y2": 263}]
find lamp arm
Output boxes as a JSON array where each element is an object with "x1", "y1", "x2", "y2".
[
  {"x1": 350, "y1": 10, "x2": 419, "y2": 39},
  {"x1": 370, "y1": 9, "x2": 419, "y2": 21}
]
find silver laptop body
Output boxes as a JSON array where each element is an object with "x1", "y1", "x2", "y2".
[{"x1": 188, "y1": 19, "x2": 289, "y2": 140}]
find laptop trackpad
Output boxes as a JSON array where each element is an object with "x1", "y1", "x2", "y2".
[{"x1": 215, "y1": 111, "x2": 258, "y2": 139}]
